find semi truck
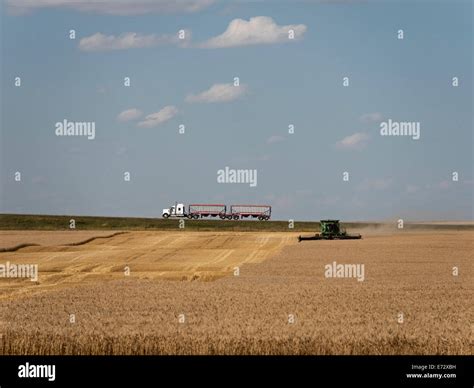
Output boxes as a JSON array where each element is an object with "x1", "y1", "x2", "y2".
[
  {"x1": 161, "y1": 203, "x2": 227, "y2": 219},
  {"x1": 162, "y1": 202, "x2": 271, "y2": 220},
  {"x1": 161, "y1": 203, "x2": 188, "y2": 218}
]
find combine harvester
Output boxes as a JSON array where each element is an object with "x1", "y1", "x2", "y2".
[
  {"x1": 162, "y1": 202, "x2": 271, "y2": 221},
  {"x1": 298, "y1": 220, "x2": 362, "y2": 242}
]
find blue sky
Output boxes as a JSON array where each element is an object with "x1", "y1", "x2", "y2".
[{"x1": 1, "y1": 0, "x2": 472, "y2": 221}]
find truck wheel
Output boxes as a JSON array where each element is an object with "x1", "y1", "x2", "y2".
[
  {"x1": 233, "y1": 215, "x2": 240, "y2": 220},
  {"x1": 258, "y1": 216, "x2": 263, "y2": 221},
  {"x1": 264, "y1": 216, "x2": 270, "y2": 221},
  {"x1": 162, "y1": 214, "x2": 169, "y2": 219},
  {"x1": 193, "y1": 214, "x2": 200, "y2": 219}
]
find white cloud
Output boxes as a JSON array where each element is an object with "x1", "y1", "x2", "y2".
[
  {"x1": 266, "y1": 135, "x2": 285, "y2": 144},
  {"x1": 200, "y1": 16, "x2": 307, "y2": 48},
  {"x1": 335, "y1": 132, "x2": 370, "y2": 150},
  {"x1": 359, "y1": 112, "x2": 383, "y2": 123},
  {"x1": 186, "y1": 83, "x2": 248, "y2": 103},
  {"x1": 137, "y1": 106, "x2": 178, "y2": 128},
  {"x1": 7, "y1": 0, "x2": 214, "y2": 15},
  {"x1": 117, "y1": 108, "x2": 143, "y2": 122},
  {"x1": 79, "y1": 31, "x2": 189, "y2": 51}
]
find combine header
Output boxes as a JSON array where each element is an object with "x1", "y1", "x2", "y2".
[{"x1": 298, "y1": 220, "x2": 361, "y2": 242}]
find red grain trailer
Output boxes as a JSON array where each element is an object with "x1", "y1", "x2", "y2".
[
  {"x1": 229, "y1": 205, "x2": 271, "y2": 221},
  {"x1": 188, "y1": 204, "x2": 227, "y2": 219}
]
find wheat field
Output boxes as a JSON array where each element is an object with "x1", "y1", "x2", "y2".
[{"x1": 0, "y1": 230, "x2": 471, "y2": 355}]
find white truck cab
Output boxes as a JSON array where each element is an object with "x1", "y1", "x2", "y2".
[{"x1": 162, "y1": 203, "x2": 187, "y2": 218}]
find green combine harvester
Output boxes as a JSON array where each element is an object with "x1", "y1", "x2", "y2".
[{"x1": 298, "y1": 220, "x2": 362, "y2": 242}]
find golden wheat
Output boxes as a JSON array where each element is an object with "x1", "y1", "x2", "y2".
[{"x1": 0, "y1": 231, "x2": 471, "y2": 355}]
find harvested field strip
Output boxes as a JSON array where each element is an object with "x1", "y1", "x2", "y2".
[{"x1": 0, "y1": 232, "x2": 297, "y2": 299}]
